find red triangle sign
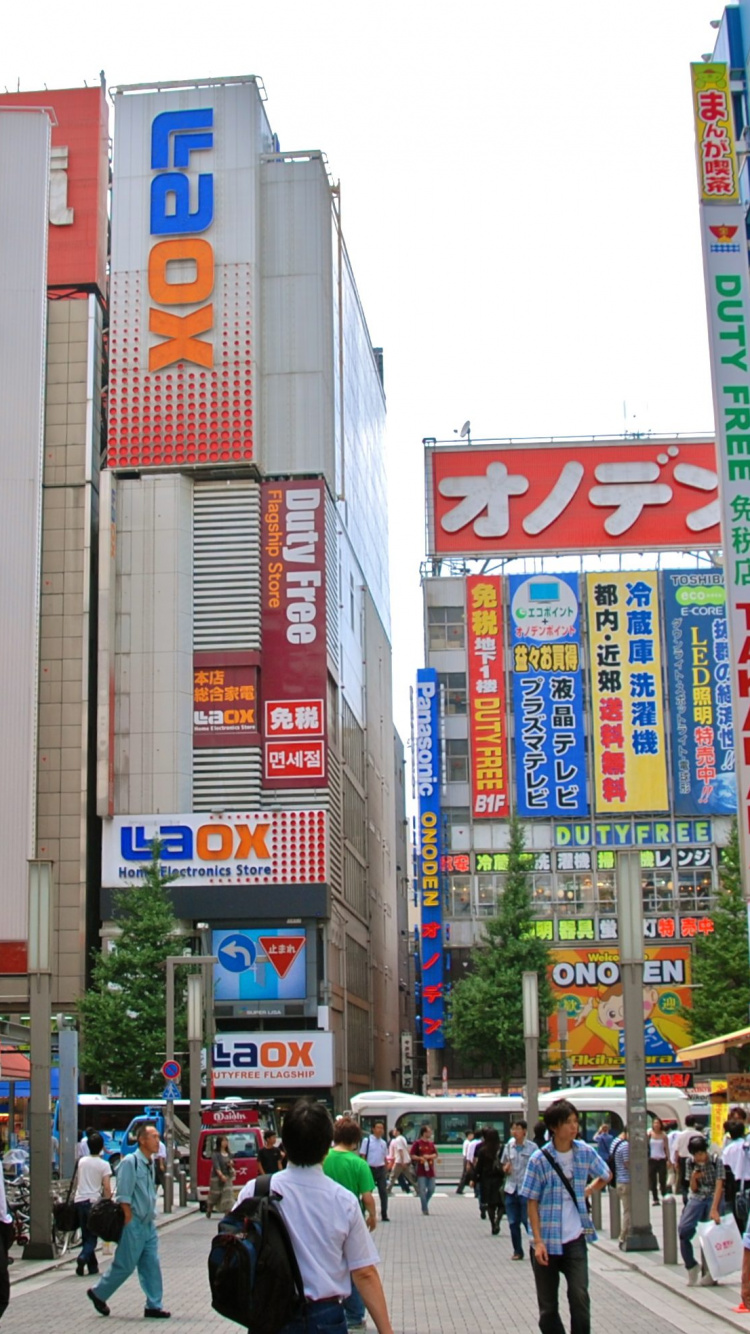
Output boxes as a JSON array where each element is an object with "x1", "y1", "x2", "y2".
[{"x1": 259, "y1": 935, "x2": 306, "y2": 979}]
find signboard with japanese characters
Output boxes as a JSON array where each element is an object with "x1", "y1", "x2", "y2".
[
  {"x1": 693, "y1": 67, "x2": 750, "y2": 889},
  {"x1": 548, "y1": 945, "x2": 692, "y2": 1072},
  {"x1": 527, "y1": 915, "x2": 715, "y2": 945},
  {"x1": 509, "y1": 572, "x2": 588, "y2": 817},
  {"x1": 466, "y1": 576, "x2": 509, "y2": 818},
  {"x1": 663, "y1": 571, "x2": 736, "y2": 815},
  {"x1": 586, "y1": 573, "x2": 668, "y2": 813},
  {"x1": 193, "y1": 654, "x2": 260, "y2": 747},
  {"x1": 261, "y1": 481, "x2": 327, "y2": 788},
  {"x1": 426, "y1": 440, "x2": 720, "y2": 558},
  {"x1": 691, "y1": 64, "x2": 739, "y2": 203},
  {"x1": 212, "y1": 928, "x2": 307, "y2": 1001},
  {"x1": 416, "y1": 668, "x2": 445, "y2": 1048}
]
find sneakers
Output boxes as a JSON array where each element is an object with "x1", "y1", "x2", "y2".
[
  {"x1": 143, "y1": 1310, "x2": 172, "y2": 1319},
  {"x1": 699, "y1": 1273, "x2": 717, "y2": 1287},
  {"x1": 511, "y1": 1253, "x2": 524, "y2": 1261},
  {"x1": 687, "y1": 1267, "x2": 699, "y2": 1287},
  {"x1": 87, "y1": 1289, "x2": 110, "y2": 1317}
]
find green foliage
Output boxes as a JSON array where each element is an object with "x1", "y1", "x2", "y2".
[
  {"x1": 445, "y1": 814, "x2": 552, "y2": 1091},
  {"x1": 690, "y1": 820, "x2": 750, "y2": 1070},
  {"x1": 79, "y1": 843, "x2": 191, "y2": 1096}
]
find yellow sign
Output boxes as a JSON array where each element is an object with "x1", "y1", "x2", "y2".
[
  {"x1": 587, "y1": 572, "x2": 668, "y2": 813},
  {"x1": 691, "y1": 63, "x2": 739, "y2": 204}
]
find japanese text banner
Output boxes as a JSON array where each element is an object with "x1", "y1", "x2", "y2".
[
  {"x1": 663, "y1": 571, "x2": 736, "y2": 816},
  {"x1": 466, "y1": 576, "x2": 509, "y2": 819},
  {"x1": 586, "y1": 572, "x2": 668, "y2": 813},
  {"x1": 416, "y1": 668, "x2": 444, "y2": 1048},
  {"x1": 691, "y1": 64, "x2": 739, "y2": 204},
  {"x1": 509, "y1": 572, "x2": 588, "y2": 817}
]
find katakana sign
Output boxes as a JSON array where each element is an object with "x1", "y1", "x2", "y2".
[
  {"x1": 416, "y1": 669, "x2": 444, "y2": 1048},
  {"x1": 466, "y1": 576, "x2": 509, "y2": 818},
  {"x1": 586, "y1": 572, "x2": 668, "y2": 813},
  {"x1": 509, "y1": 572, "x2": 588, "y2": 817},
  {"x1": 426, "y1": 441, "x2": 720, "y2": 558},
  {"x1": 691, "y1": 64, "x2": 739, "y2": 203},
  {"x1": 193, "y1": 655, "x2": 260, "y2": 747},
  {"x1": 663, "y1": 571, "x2": 736, "y2": 816}
]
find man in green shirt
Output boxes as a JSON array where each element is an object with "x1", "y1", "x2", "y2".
[{"x1": 324, "y1": 1119, "x2": 377, "y2": 1332}]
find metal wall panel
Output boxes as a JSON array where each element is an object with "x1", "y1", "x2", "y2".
[
  {"x1": 0, "y1": 111, "x2": 50, "y2": 942},
  {"x1": 193, "y1": 481, "x2": 261, "y2": 649}
]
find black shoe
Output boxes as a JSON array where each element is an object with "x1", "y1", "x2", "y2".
[
  {"x1": 144, "y1": 1310, "x2": 171, "y2": 1319},
  {"x1": 89, "y1": 1265, "x2": 99, "y2": 1275},
  {"x1": 76, "y1": 1263, "x2": 86, "y2": 1277},
  {"x1": 87, "y1": 1289, "x2": 110, "y2": 1317},
  {"x1": 480, "y1": 1209, "x2": 487, "y2": 1220},
  {"x1": 381, "y1": 1217, "x2": 390, "y2": 1223}
]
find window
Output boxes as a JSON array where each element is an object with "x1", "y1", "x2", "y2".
[
  {"x1": 427, "y1": 605, "x2": 465, "y2": 650},
  {"x1": 396, "y1": 1112, "x2": 437, "y2": 1144},
  {"x1": 438, "y1": 672, "x2": 467, "y2": 715},
  {"x1": 531, "y1": 874, "x2": 554, "y2": 908},
  {"x1": 202, "y1": 1132, "x2": 258, "y2": 1159},
  {"x1": 556, "y1": 873, "x2": 595, "y2": 912},
  {"x1": 446, "y1": 738, "x2": 469, "y2": 783},
  {"x1": 643, "y1": 872, "x2": 674, "y2": 914},
  {"x1": 443, "y1": 807, "x2": 470, "y2": 831},
  {"x1": 438, "y1": 1113, "x2": 470, "y2": 1144},
  {"x1": 477, "y1": 877, "x2": 503, "y2": 916},
  {"x1": 448, "y1": 875, "x2": 472, "y2": 916},
  {"x1": 678, "y1": 870, "x2": 714, "y2": 911}
]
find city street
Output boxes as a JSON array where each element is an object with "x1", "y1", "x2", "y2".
[{"x1": 3, "y1": 1190, "x2": 746, "y2": 1334}]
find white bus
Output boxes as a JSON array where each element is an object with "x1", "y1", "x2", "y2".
[{"x1": 349, "y1": 1088, "x2": 700, "y2": 1181}]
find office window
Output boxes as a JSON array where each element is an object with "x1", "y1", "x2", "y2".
[
  {"x1": 427, "y1": 605, "x2": 465, "y2": 650},
  {"x1": 438, "y1": 672, "x2": 467, "y2": 715},
  {"x1": 446, "y1": 738, "x2": 469, "y2": 783},
  {"x1": 448, "y1": 875, "x2": 472, "y2": 916}
]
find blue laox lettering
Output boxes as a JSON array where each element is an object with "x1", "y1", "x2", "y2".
[
  {"x1": 120, "y1": 824, "x2": 193, "y2": 860},
  {"x1": 213, "y1": 1040, "x2": 257, "y2": 1069}
]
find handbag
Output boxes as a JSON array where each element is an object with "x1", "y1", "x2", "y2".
[
  {"x1": 52, "y1": 1166, "x2": 78, "y2": 1232},
  {"x1": 88, "y1": 1197, "x2": 126, "y2": 1243},
  {"x1": 698, "y1": 1214, "x2": 743, "y2": 1279}
]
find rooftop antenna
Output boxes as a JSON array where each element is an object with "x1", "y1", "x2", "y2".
[{"x1": 455, "y1": 419, "x2": 472, "y2": 446}]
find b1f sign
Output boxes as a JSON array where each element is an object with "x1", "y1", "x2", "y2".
[
  {"x1": 212, "y1": 1032, "x2": 334, "y2": 1087},
  {"x1": 108, "y1": 81, "x2": 259, "y2": 470}
]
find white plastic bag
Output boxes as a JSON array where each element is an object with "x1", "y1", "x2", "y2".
[{"x1": 698, "y1": 1214, "x2": 743, "y2": 1279}]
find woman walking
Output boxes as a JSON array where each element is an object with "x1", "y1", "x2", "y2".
[
  {"x1": 410, "y1": 1125, "x2": 438, "y2": 1216},
  {"x1": 648, "y1": 1118, "x2": 669, "y2": 1205},
  {"x1": 473, "y1": 1128, "x2": 505, "y2": 1236},
  {"x1": 206, "y1": 1135, "x2": 235, "y2": 1220}
]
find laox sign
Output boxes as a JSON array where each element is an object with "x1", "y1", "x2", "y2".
[
  {"x1": 122, "y1": 820, "x2": 269, "y2": 861},
  {"x1": 214, "y1": 1039, "x2": 313, "y2": 1070}
]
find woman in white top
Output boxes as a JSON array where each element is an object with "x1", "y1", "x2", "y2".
[
  {"x1": 647, "y1": 1118, "x2": 669, "y2": 1205},
  {"x1": 73, "y1": 1131, "x2": 112, "y2": 1277}
]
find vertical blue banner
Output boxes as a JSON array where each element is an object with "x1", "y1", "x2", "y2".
[
  {"x1": 416, "y1": 667, "x2": 444, "y2": 1048},
  {"x1": 509, "y1": 571, "x2": 589, "y2": 817},
  {"x1": 663, "y1": 571, "x2": 736, "y2": 816}
]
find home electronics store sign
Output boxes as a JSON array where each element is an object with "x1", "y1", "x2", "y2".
[
  {"x1": 102, "y1": 812, "x2": 327, "y2": 886},
  {"x1": 213, "y1": 1032, "x2": 334, "y2": 1087}
]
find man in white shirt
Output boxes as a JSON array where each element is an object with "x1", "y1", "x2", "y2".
[
  {"x1": 359, "y1": 1123, "x2": 390, "y2": 1222},
  {"x1": 74, "y1": 1131, "x2": 113, "y2": 1277},
  {"x1": 673, "y1": 1116, "x2": 704, "y2": 1202},
  {"x1": 238, "y1": 1100, "x2": 393, "y2": 1334},
  {"x1": 387, "y1": 1130, "x2": 414, "y2": 1195},
  {"x1": 456, "y1": 1132, "x2": 476, "y2": 1195},
  {"x1": 0, "y1": 1158, "x2": 12, "y2": 1321}
]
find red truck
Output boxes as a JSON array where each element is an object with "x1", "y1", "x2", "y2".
[{"x1": 196, "y1": 1100, "x2": 276, "y2": 1207}]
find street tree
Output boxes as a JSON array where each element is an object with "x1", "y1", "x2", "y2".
[
  {"x1": 79, "y1": 841, "x2": 191, "y2": 1095},
  {"x1": 690, "y1": 819, "x2": 750, "y2": 1070},
  {"x1": 446, "y1": 813, "x2": 552, "y2": 1092}
]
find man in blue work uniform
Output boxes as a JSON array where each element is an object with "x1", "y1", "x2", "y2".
[{"x1": 87, "y1": 1122, "x2": 170, "y2": 1319}]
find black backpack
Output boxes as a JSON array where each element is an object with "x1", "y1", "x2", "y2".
[{"x1": 208, "y1": 1175, "x2": 306, "y2": 1334}]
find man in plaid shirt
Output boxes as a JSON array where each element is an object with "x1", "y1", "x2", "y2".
[
  {"x1": 678, "y1": 1134, "x2": 723, "y2": 1287},
  {"x1": 520, "y1": 1099, "x2": 610, "y2": 1334}
]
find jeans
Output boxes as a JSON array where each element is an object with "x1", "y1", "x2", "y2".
[
  {"x1": 531, "y1": 1236, "x2": 590, "y2": 1334},
  {"x1": 94, "y1": 1216, "x2": 163, "y2": 1310},
  {"x1": 416, "y1": 1176, "x2": 436, "y2": 1214},
  {"x1": 281, "y1": 1300, "x2": 347, "y2": 1334},
  {"x1": 678, "y1": 1194, "x2": 712, "y2": 1270},
  {"x1": 505, "y1": 1190, "x2": 529, "y2": 1256},
  {"x1": 343, "y1": 1277, "x2": 365, "y2": 1327},
  {"x1": 369, "y1": 1166, "x2": 389, "y2": 1220},
  {"x1": 76, "y1": 1200, "x2": 100, "y2": 1272},
  {"x1": 616, "y1": 1184, "x2": 631, "y2": 1243}
]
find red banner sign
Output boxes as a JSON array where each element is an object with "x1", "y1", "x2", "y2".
[
  {"x1": 193, "y1": 653, "x2": 260, "y2": 747},
  {"x1": 261, "y1": 481, "x2": 328, "y2": 789},
  {"x1": 428, "y1": 440, "x2": 720, "y2": 557},
  {"x1": 466, "y1": 575, "x2": 509, "y2": 818}
]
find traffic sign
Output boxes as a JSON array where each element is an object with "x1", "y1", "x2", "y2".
[
  {"x1": 163, "y1": 1082, "x2": 180, "y2": 1101},
  {"x1": 161, "y1": 1060, "x2": 181, "y2": 1082},
  {"x1": 217, "y1": 933, "x2": 257, "y2": 974}
]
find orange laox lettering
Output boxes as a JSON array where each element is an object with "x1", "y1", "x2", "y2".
[
  {"x1": 287, "y1": 1041, "x2": 313, "y2": 1067},
  {"x1": 260, "y1": 1042, "x2": 286, "y2": 1068},
  {"x1": 196, "y1": 824, "x2": 232, "y2": 859},
  {"x1": 148, "y1": 238, "x2": 214, "y2": 305},
  {"x1": 235, "y1": 823, "x2": 271, "y2": 859},
  {"x1": 149, "y1": 305, "x2": 214, "y2": 370}
]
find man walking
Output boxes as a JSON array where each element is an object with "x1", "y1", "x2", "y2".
[
  {"x1": 87, "y1": 1123, "x2": 170, "y2": 1319},
  {"x1": 501, "y1": 1118, "x2": 535, "y2": 1259},
  {"x1": 678, "y1": 1134, "x2": 723, "y2": 1288},
  {"x1": 387, "y1": 1129, "x2": 414, "y2": 1195},
  {"x1": 457, "y1": 1131, "x2": 476, "y2": 1195},
  {"x1": 613, "y1": 1130, "x2": 630, "y2": 1249},
  {"x1": 324, "y1": 1118, "x2": 377, "y2": 1332},
  {"x1": 520, "y1": 1098, "x2": 610, "y2": 1334},
  {"x1": 360, "y1": 1123, "x2": 389, "y2": 1222}
]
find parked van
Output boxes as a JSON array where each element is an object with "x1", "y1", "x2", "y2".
[{"x1": 196, "y1": 1102, "x2": 274, "y2": 1206}]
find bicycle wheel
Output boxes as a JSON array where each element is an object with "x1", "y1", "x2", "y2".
[{"x1": 51, "y1": 1220, "x2": 71, "y2": 1256}]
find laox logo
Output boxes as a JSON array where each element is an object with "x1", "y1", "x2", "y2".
[
  {"x1": 214, "y1": 1040, "x2": 314, "y2": 1070},
  {"x1": 121, "y1": 821, "x2": 270, "y2": 861}
]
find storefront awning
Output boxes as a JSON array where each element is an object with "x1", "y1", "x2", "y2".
[{"x1": 677, "y1": 1026, "x2": 750, "y2": 1062}]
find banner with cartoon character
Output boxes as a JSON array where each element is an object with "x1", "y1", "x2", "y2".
[{"x1": 547, "y1": 945, "x2": 692, "y2": 1071}]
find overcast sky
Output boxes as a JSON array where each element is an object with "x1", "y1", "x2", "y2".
[{"x1": 4, "y1": 0, "x2": 723, "y2": 737}]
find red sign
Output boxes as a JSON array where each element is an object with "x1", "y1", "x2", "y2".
[
  {"x1": 258, "y1": 935, "x2": 306, "y2": 979},
  {"x1": 193, "y1": 653, "x2": 260, "y2": 747},
  {"x1": 466, "y1": 576, "x2": 509, "y2": 818},
  {"x1": 261, "y1": 482, "x2": 328, "y2": 788},
  {"x1": 428, "y1": 440, "x2": 720, "y2": 557},
  {"x1": 0, "y1": 87, "x2": 108, "y2": 294}
]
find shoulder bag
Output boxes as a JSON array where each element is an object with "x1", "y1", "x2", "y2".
[
  {"x1": 541, "y1": 1148, "x2": 588, "y2": 1215},
  {"x1": 52, "y1": 1165, "x2": 79, "y2": 1233}
]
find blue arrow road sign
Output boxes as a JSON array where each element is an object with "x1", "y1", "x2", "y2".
[{"x1": 217, "y1": 933, "x2": 257, "y2": 973}]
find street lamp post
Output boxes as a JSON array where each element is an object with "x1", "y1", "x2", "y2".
[
  {"x1": 187, "y1": 974, "x2": 203, "y2": 1204},
  {"x1": 523, "y1": 971, "x2": 540, "y2": 1130},
  {"x1": 618, "y1": 851, "x2": 658, "y2": 1251},
  {"x1": 164, "y1": 955, "x2": 218, "y2": 1213},
  {"x1": 24, "y1": 860, "x2": 54, "y2": 1259}
]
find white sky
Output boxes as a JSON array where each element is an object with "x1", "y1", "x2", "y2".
[{"x1": 4, "y1": 0, "x2": 724, "y2": 738}]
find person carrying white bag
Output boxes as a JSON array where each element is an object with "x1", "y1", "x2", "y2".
[
  {"x1": 697, "y1": 1215, "x2": 743, "y2": 1284},
  {"x1": 678, "y1": 1135, "x2": 724, "y2": 1287}
]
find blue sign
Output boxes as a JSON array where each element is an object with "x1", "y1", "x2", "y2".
[
  {"x1": 416, "y1": 668, "x2": 444, "y2": 1049},
  {"x1": 662, "y1": 572, "x2": 736, "y2": 816},
  {"x1": 212, "y1": 929, "x2": 306, "y2": 1001},
  {"x1": 163, "y1": 1082, "x2": 180, "y2": 1101},
  {"x1": 509, "y1": 572, "x2": 588, "y2": 817}
]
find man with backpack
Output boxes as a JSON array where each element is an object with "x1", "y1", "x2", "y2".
[{"x1": 236, "y1": 1099, "x2": 394, "y2": 1334}]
